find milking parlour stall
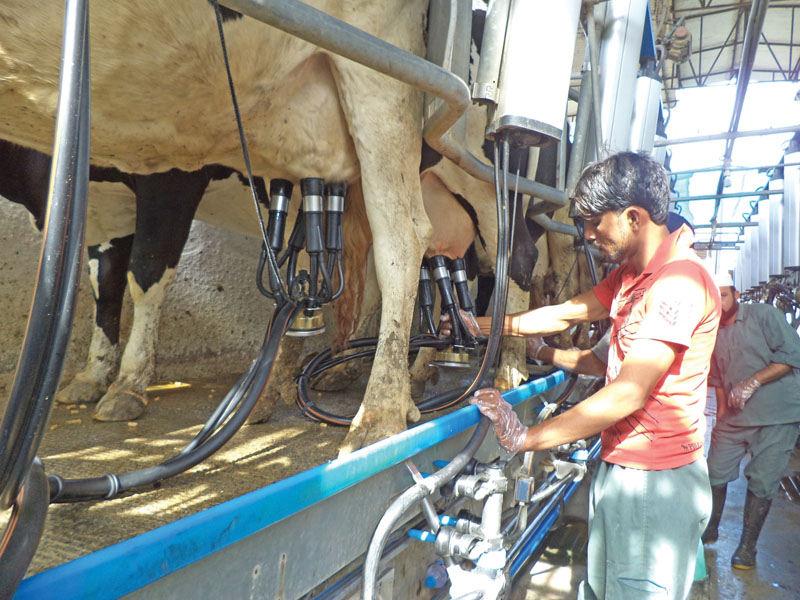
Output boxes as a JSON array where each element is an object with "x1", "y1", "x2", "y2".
[{"x1": 3, "y1": 1, "x2": 800, "y2": 599}]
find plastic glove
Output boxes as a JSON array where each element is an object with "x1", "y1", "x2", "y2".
[
  {"x1": 469, "y1": 388, "x2": 528, "y2": 454},
  {"x1": 728, "y1": 377, "x2": 761, "y2": 411},
  {"x1": 525, "y1": 335, "x2": 546, "y2": 360}
]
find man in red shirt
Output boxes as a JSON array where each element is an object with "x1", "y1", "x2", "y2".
[{"x1": 448, "y1": 152, "x2": 721, "y2": 599}]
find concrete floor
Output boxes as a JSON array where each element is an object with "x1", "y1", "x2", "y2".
[{"x1": 4, "y1": 366, "x2": 798, "y2": 598}]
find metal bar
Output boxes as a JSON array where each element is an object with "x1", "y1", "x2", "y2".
[
  {"x1": 218, "y1": 0, "x2": 567, "y2": 212},
  {"x1": 693, "y1": 38, "x2": 799, "y2": 55},
  {"x1": 760, "y1": 31, "x2": 788, "y2": 78},
  {"x1": 678, "y1": 1, "x2": 800, "y2": 16},
  {"x1": 687, "y1": 56, "x2": 703, "y2": 87},
  {"x1": 655, "y1": 124, "x2": 800, "y2": 146},
  {"x1": 16, "y1": 372, "x2": 567, "y2": 600},
  {"x1": 673, "y1": 188, "x2": 782, "y2": 201},
  {"x1": 670, "y1": 161, "x2": 800, "y2": 176},
  {"x1": 693, "y1": 221, "x2": 759, "y2": 228},
  {"x1": 701, "y1": 11, "x2": 742, "y2": 86},
  {"x1": 713, "y1": 0, "x2": 770, "y2": 228},
  {"x1": 694, "y1": 244, "x2": 743, "y2": 250}
]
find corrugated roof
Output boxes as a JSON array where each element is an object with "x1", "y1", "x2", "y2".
[{"x1": 661, "y1": 1, "x2": 800, "y2": 104}]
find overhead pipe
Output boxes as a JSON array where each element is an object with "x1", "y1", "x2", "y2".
[
  {"x1": 711, "y1": 0, "x2": 771, "y2": 229},
  {"x1": 671, "y1": 188, "x2": 782, "y2": 202},
  {"x1": 654, "y1": 124, "x2": 800, "y2": 146},
  {"x1": 693, "y1": 221, "x2": 759, "y2": 229},
  {"x1": 219, "y1": 0, "x2": 567, "y2": 214},
  {"x1": 669, "y1": 161, "x2": 800, "y2": 176}
]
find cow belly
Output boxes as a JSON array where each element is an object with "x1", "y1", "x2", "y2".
[
  {"x1": 0, "y1": 1, "x2": 365, "y2": 178},
  {"x1": 85, "y1": 182, "x2": 136, "y2": 246}
]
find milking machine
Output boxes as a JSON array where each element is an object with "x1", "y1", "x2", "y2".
[{"x1": 430, "y1": 255, "x2": 479, "y2": 368}]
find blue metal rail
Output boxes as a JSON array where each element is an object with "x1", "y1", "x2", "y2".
[{"x1": 15, "y1": 371, "x2": 565, "y2": 600}]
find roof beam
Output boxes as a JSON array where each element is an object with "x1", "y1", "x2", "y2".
[{"x1": 711, "y1": 0, "x2": 770, "y2": 230}]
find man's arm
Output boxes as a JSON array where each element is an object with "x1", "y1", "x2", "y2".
[
  {"x1": 728, "y1": 363, "x2": 793, "y2": 410},
  {"x1": 751, "y1": 362, "x2": 793, "y2": 386},
  {"x1": 462, "y1": 289, "x2": 609, "y2": 338},
  {"x1": 538, "y1": 345, "x2": 607, "y2": 378},
  {"x1": 522, "y1": 338, "x2": 677, "y2": 450},
  {"x1": 472, "y1": 338, "x2": 678, "y2": 452}
]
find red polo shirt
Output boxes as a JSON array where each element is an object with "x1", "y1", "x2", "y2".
[{"x1": 593, "y1": 225, "x2": 721, "y2": 470}]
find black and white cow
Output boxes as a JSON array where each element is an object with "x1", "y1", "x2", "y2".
[
  {"x1": 0, "y1": 0, "x2": 435, "y2": 452},
  {"x1": 0, "y1": 140, "x2": 279, "y2": 421}
]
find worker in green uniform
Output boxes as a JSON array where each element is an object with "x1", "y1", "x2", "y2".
[{"x1": 703, "y1": 272, "x2": 800, "y2": 569}]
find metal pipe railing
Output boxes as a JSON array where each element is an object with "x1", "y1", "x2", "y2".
[
  {"x1": 671, "y1": 188, "x2": 782, "y2": 202},
  {"x1": 693, "y1": 221, "x2": 759, "y2": 229},
  {"x1": 669, "y1": 161, "x2": 800, "y2": 176},
  {"x1": 654, "y1": 124, "x2": 800, "y2": 147},
  {"x1": 218, "y1": 0, "x2": 568, "y2": 213}
]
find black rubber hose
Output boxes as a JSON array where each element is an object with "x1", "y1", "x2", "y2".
[
  {"x1": 0, "y1": 458, "x2": 49, "y2": 600},
  {"x1": 47, "y1": 301, "x2": 303, "y2": 503},
  {"x1": 0, "y1": 0, "x2": 90, "y2": 510},
  {"x1": 295, "y1": 335, "x2": 487, "y2": 425}
]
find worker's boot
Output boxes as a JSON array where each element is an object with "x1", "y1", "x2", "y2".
[
  {"x1": 701, "y1": 484, "x2": 727, "y2": 544},
  {"x1": 731, "y1": 490, "x2": 772, "y2": 569}
]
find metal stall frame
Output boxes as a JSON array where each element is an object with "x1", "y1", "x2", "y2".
[{"x1": 16, "y1": 373, "x2": 568, "y2": 600}]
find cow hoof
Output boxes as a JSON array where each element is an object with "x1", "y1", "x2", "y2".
[
  {"x1": 338, "y1": 411, "x2": 410, "y2": 456},
  {"x1": 56, "y1": 379, "x2": 107, "y2": 405},
  {"x1": 247, "y1": 395, "x2": 278, "y2": 424},
  {"x1": 94, "y1": 391, "x2": 148, "y2": 422},
  {"x1": 310, "y1": 361, "x2": 362, "y2": 392}
]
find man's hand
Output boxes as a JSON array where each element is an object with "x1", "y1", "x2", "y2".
[
  {"x1": 728, "y1": 377, "x2": 761, "y2": 410},
  {"x1": 526, "y1": 335, "x2": 546, "y2": 360},
  {"x1": 469, "y1": 388, "x2": 528, "y2": 454},
  {"x1": 439, "y1": 310, "x2": 486, "y2": 338}
]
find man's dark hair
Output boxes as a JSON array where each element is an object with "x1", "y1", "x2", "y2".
[{"x1": 572, "y1": 152, "x2": 671, "y2": 225}]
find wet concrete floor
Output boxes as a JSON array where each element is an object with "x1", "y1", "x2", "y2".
[
  {"x1": 3, "y1": 368, "x2": 799, "y2": 598},
  {"x1": 510, "y1": 448, "x2": 800, "y2": 599}
]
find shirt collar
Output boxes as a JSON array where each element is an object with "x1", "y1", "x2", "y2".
[{"x1": 641, "y1": 224, "x2": 695, "y2": 276}]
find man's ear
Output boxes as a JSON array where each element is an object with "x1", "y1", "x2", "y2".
[{"x1": 624, "y1": 206, "x2": 644, "y2": 231}]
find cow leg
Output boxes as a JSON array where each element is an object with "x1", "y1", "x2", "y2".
[
  {"x1": 57, "y1": 236, "x2": 134, "y2": 404},
  {"x1": 409, "y1": 347, "x2": 439, "y2": 398},
  {"x1": 313, "y1": 248, "x2": 380, "y2": 392},
  {"x1": 247, "y1": 335, "x2": 306, "y2": 424},
  {"x1": 329, "y1": 58, "x2": 431, "y2": 454},
  {"x1": 94, "y1": 169, "x2": 207, "y2": 421},
  {"x1": 493, "y1": 280, "x2": 530, "y2": 391}
]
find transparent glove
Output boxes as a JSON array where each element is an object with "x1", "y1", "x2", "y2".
[
  {"x1": 728, "y1": 377, "x2": 761, "y2": 410},
  {"x1": 525, "y1": 335, "x2": 546, "y2": 360},
  {"x1": 469, "y1": 388, "x2": 528, "y2": 455}
]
